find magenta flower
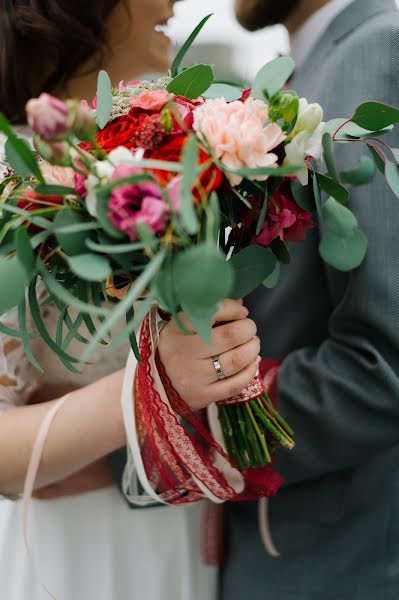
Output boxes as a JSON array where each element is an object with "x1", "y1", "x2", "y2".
[
  {"x1": 108, "y1": 165, "x2": 168, "y2": 241},
  {"x1": 26, "y1": 94, "x2": 69, "y2": 141}
]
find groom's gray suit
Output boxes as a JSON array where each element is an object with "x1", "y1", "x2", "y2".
[{"x1": 222, "y1": 1, "x2": 399, "y2": 598}]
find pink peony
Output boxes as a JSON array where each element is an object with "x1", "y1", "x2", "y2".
[
  {"x1": 256, "y1": 180, "x2": 315, "y2": 247},
  {"x1": 26, "y1": 94, "x2": 69, "y2": 141},
  {"x1": 193, "y1": 97, "x2": 286, "y2": 186},
  {"x1": 108, "y1": 165, "x2": 168, "y2": 240},
  {"x1": 129, "y1": 89, "x2": 175, "y2": 112}
]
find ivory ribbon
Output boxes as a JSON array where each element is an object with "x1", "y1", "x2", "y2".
[{"x1": 22, "y1": 394, "x2": 69, "y2": 599}]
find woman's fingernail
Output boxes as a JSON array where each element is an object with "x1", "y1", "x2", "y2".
[
  {"x1": 256, "y1": 356, "x2": 262, "y2": 365},
  {"x1": 242, "y1": 307, "x2": 249, "y2": 317}
]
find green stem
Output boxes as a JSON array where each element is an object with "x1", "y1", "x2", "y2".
[
  {"x1": 252, "y1": 401, "x2": 294, "y2": 450},
  {"x1": 261, "y1": 394, "x2": 295, "y2": 439},
  {"x1": 218, "y1": 406, "x2": 244, "y2": 469},
  {"x1": 246, "y1": 402, "x2": 271, "y2": 465}
]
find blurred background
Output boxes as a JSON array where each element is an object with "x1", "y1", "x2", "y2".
[{"x1": 169, "y1": 0, "x2": 289, "y2": 84}]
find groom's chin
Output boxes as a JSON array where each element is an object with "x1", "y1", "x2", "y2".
[{"x1": 234, "y1": 0, "x2": 300, "y2": 31}]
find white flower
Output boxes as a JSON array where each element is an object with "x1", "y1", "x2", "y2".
[
  {"x1": 284, "y1": 98, "x2": 325, "y2": 185},
  {"x1": 85, "y1": 173, "x2": 100, "y2": 217}
]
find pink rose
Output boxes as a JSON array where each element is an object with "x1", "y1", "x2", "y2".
[
  {"x1": 172, "y1": 96, "x2": 205, "y2": 132},
  {"x1": 26, "y1": 94, "x2": 69, "y2": 141},
  {"x1": 108, "y1": 165, "x2": 168, "y2": 240},
  {"x1": 193, "y1": 97, "x2": 286, "y2": 186},
  {"x1": 129, "y1": 90, "x2": 175, "y2": 112}
]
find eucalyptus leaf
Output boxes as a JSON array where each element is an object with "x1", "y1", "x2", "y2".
[
  {"x1": 173, "y1": 244, "x2": 233, "y2": 308},
  {"x1": 322, "y1": 133, "x2": 339, "y2": 181},
  {"x1": 0, "y1": 113, "x2": 44, "y2": 182},
  {"x1": 351, "y1": 101, "x2": 399, "y2": 131},
  {"x1": 155, "y1": 256, "x2": 178, "y2": 314},
  {"x1": 271, "y1": 239, "x2": 291, "y2": 264},
  {"x1": 96, "y1": 70, "x2": 113, "y2": 130},
  {"x1": 392, "y1": 148, "x2": 399, "y2": 164},
  {"x1": 316, "y1": 173, "x2": 349, "y2": 203},
  {"x1": 167, "y1": 64, "x2": 214, "y2": 99},
  {"x1": 86, "y1": 239, "x2": 143, "y2": 254},
  {"x1": 322, "y1": 197, "x2": 358, "y2": 237},
  {"x1": 262, "y1": 260, "x2": 281, "y2": 289},
  {"x1": 385, "y1": 160, "x2": 399, "y2": 199},
  {"x1": 54, "y1": 210, "x2": 91, "y2": 256},
  {"x1": 181, "y1": 303, "x2": 217, "y2": 345},
  {"x1": 67, "y1": 253, "x2": 112, "y2": 282},
  {"x1": 18, "y1": 297, "x2": 43, "y2": 372},
  {"x1": 95, "y1": 190, "x2": 125, "y2": 239},
  {"x1": 312, "y1": 173, "x2": 322, "y2": 216},
  {"x1": 16, "y1": 228, "x2": 35, "y2": 276},
  {"x1": 203, "y1": 84, "x2": 243, "y2": 102},
  {"x1": 367, "y1": 145, "x2": 386, "y2": 175},
  {"x1": 0, "y1": 256, "x2": 29, "y2": 314},
  {"x1": 80, "y1": 250, "x2": 166, "y2": 363},
  {"x1": 319, "y1": 228, "x2": 368, "y2": 271},
  {"x1": 170, "y1": 14, "x2": 213, "y2": 77},
  {"x1": 341, "y1": 156, "x2": 375, "y2": 186},
  {"x1": 252, "y1": 56, "x2": 295, "y2": 100},
  {"x1": 180, "y1": 135, "x2": 199, "y2": 234},
  {"x1": 291, "y1": 178, "x2": 316, "y2": 211},
  {"x1": 229, "y1": 246, "x2": 277, "y2": 298},
  {"x1": 230, "y1": 164, "x2": 301, "y2": 178},
  {"x1": 35, "y1": 184, "x2": 76, "y2": 196}
]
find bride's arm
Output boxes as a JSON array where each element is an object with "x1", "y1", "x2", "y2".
[{"x1": 0, "y1": 369, "x2": 126, "y2": 497}]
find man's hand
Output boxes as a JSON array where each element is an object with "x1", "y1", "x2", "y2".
[
  {"x1": 158, "y1": 299, "x2": 260, "y2": 411},
  {"x1": 33, "y1": 457, "x2": 114, "y2": 500}
]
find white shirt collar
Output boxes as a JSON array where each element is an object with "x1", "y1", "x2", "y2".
[{"x1": 290, "y1": 0, "x2": 356, "y2": 68}]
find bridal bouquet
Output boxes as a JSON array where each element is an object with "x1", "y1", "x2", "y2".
[{"x1": 1, "y1": 16, "x2": 399, "y2": 501}]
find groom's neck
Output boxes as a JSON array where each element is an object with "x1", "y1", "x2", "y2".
[{"x1": 284, "y1": 0, "x2": 331, "y2": 34}]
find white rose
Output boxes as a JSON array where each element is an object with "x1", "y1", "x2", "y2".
[{"x1": 284, "y1": 122, "x2": 325, "y2": 185}]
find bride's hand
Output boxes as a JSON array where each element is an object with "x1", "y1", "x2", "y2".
[{"x1": 158, "y1": 299, "x2": 260, "y2": 411}]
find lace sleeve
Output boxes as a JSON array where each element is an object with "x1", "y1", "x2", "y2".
[
  {"x1": 0, "y1": 131, "x2": 41, "y2": 414},
  {"x1": 0, "y1": 310, "x2": 41, "y2": 414}
]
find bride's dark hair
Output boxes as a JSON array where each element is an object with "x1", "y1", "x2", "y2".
[{"x1": 0, "y1": 0, "x2": 123, "y2": 123}]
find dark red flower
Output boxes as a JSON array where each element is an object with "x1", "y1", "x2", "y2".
[
  {"x1": 256, "y1": 179, "x2": 315, "y2": 247},
  {"x1": 145, "y1": 134, "x2": 224, "y2": 202}
]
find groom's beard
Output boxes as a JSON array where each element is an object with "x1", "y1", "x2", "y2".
[{"x1": 235, "y1": 0, "x2": 301, "y2": 31}]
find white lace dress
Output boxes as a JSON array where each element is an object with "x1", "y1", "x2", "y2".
[{"x1": 0, "y1": 134, "x2": 217, "y2": 600}]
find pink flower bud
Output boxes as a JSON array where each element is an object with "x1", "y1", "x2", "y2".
[
  {"x1": 33, "y1": 135, "x2": 71, "y2": 166},
  {"x1": 66, "y1": 100, "x2": 97, "y2": 141},
  {"x1": 26, "y1": 94, "x2": 69, "y2": 141}
]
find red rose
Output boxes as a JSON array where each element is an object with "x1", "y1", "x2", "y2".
[
  {"x1": 18, "y1": 189, "x2": 63, "y2": 232},
  {"x1": 96, "y1": 114, "x2": 139, "y2": 152},
  {"x1": 145, "y1": 134, "x2": 224, "y2": 201}
]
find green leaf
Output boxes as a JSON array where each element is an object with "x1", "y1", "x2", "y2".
[
  {"x1": 54, "y1": 209, "x2": 90, "y2": 256},
  {"x1": 96, "y1": 190, "x2": 125, "y2": 239},
  {"x1": 0, "y1": 113, "x2": 44, "y2": 182},
  {"x1": 229, "y1": 246, "x2": 277, "y2": 298},
  {"x1": 86, "y1": 239, "x2": 143, "y2": 254},
  {"x1": 351, "y1": 101, "x2": 399, "y2": 131},
  {"x1": 291, "y1": 178, "x2": 316, "y2": 211},
  {"x1": 252, "y1": 56, "x2": 295, "y2": 100},
  {"x1": 28, "y1": 278, "x2": 81, "y2": 371},
  {"x1": 322, "y1": 133, "x2": 339, "y2": 181},
  {"x1": 229, "y1": 164, "x2": 302, "y2": 178},
  {"x1": 0, "y1": 203, "x2": 53, "y2": 230},
  {"x1": 39, "y1": 263, "x2": 109, "y2": 316},
  {"x1": 367, "y1": 145, "x2": 386, "y2": 175},
  {"x1": 322, "y1": 197, "x2": 358, "y2": 237},
  {"x1": 324, "y1": 118, "x2": 394, "y2": 140},
  {"x1": 35, "y1": 184, "x2": 77, "y2": 196},
  {"x1": 80, "y1": 250, "x2": 166, "y2": 363},
  {"x1": 155, "y1": 256, "x2": 178, "y2": 314},
  {"x1": 392, "y1": 148, "x2": 399, "y2": 164},
  {"x1": 96, "y1": 70, "x2": 113, "y2": 129},
  {"x1": 203, "y1": 84, "x2": 243, "y2": 102},
  {"x1": 271, "y1": 238, "x2": 291, "y2": 264},
  {"x1": 181, "y1": 303, "x2": 217, "y2": 345},
  {"x1": 173, "y1": 244, "x2": 233, "y2": 308},
  {"x1": 126, "y1": 307, "x2": 141, "y2": 363},
  {"x1": 16, "y1": 228, "x2": 35, "y2": 277},
  {"x1": 167, "y1": 64, "x2": 215, "y2": 99},
  {"x1": 341, "y1": 156, "x2": 375, "y2": 186},
  {"x1": 0, "y1": 256, "x2": 29, "y2": 314},
  {"x1": 316, "y1": 173, "x2": 349, "y2": 203},
  {"x1": 180, "y1": 135, "x2": 199, "y2": 234},
  {"x1": 67, "y1": 253, "x2": 112, "y2": 282},
  {"x1": 385, "y1": 160, "x2": 399, "y2": 199},
  {"x1": 319, "y1": 228, "x2": 368, "y2": 271},
  {"x1": 18, "y1": 297, "x2": 43, "y2": 372},
  {"x1": 312, "y1": 173, "x2": 322, "y2": 216},
  {"x1": 171, "y1": 14, "x2": 213, "y2": 77},
  {"x1": 262, "y1": 260, "x2": 281, "y2": 289}
]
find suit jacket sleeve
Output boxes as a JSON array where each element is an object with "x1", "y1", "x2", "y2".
[{"x1": 275, "y1": 22, "x2": 399, "y2": 485}]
